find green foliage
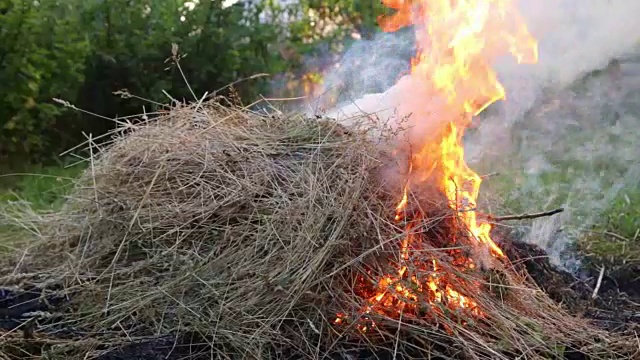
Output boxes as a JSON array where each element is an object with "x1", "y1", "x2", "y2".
[
  {"x1": 0, "y1": 0, "x2": 90, "y2": 158},
  {"x1": 0, "y1": 161, "x2": 83, "y2": 210},
  {"x1": 2, "y1": 0, "x2": 384, "y2": 161},
  {"x1": 73, "y1": 0, "x2": 292, "y2": 137}
]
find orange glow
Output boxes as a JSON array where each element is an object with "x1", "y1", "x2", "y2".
[{"x1": 334, "y1": 0, "x2": 537, "y2": 330}]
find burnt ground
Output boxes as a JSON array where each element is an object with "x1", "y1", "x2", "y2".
[
  {"x1": 0, "y1": 240, "x2": 638, "y2": 359},
  {"x1": 503, "y1": 239, "x2": 640, "y2": 333}
]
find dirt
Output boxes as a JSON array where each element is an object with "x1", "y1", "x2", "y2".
[{"x1": 503, "y1": 239, "x2": 640, "y2": 333}]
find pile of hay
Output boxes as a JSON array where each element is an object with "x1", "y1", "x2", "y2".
[
  {"x1": 0, "y1": 100, "x2": 635, "y2": 359},
  {"x1": 0, "y1": 101, "x2": 397, "y2": 359}
]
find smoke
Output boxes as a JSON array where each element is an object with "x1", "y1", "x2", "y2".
[
  {"x1": 316, "y1": 0, "x2": 640, "y2": 271},
  {"x1": 469, "y1": 0, "x2": 640, "y2": 271}
]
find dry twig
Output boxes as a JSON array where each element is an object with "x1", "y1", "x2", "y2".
[
  {"x1": 592, "y1": 266, "x2": 606, "y2": 299},
  {"x1": 490, "y1": 207, "x2": 564, "y2": 222}
]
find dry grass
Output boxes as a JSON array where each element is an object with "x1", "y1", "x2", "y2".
[{"x1": 0, "y1": 99, "x2": 636, "y2": 359}]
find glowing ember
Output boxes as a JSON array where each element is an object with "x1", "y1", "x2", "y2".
[{"x1": 335, "y1": 0, "x2": 538, "y2": 330}]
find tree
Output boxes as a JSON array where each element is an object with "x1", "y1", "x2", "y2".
[
  {"x1": 0, "y1": 0, "x2": 385, "y2": 162},
  {"x1": 0, "y1": 0, "x2": 89, "y2": 160}
]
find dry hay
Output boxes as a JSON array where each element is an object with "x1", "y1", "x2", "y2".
[{"x1": 0, "y1": 100, "x2": 636, "y2": 359}]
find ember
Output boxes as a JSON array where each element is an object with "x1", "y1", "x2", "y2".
[{"x1": 335, "y1": 0, "x2": 538, "y2": 329}]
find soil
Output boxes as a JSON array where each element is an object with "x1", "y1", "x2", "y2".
[{"x1": 503, "y1": 239, "x2": 640, "y2": 333}]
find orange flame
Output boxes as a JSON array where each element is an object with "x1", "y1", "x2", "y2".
[
  {"x1": 385, "y1": 0, "x2": 537, "y2": 260},
  {"x1": 334, "y1": 0, "x2": 537, "y2": 330},
  {"x1": 406, "y1": 0, "x2": 536, "y2": 254}
]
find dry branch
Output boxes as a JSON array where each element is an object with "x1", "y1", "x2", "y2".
[
  {"x1": 480, "y1": 171, "x2": 500, "y2": 179},
  {"x1": 490, "y1": 207, "x2": 564, "y2": 222},
  {"x1": 592, "y1": 266, "x2": 606, "y2": 299}
]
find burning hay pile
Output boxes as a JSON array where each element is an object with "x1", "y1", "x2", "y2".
[
  {"x1": 0, "y1": 100, "x2": 635, "y2": 359},
  {"x1": 0, "y1": 0, "x2": 638, "y2": 358}
]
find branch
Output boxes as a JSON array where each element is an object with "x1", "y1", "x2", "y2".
[
  {"x1": 592, "y1": 266, "x2": 605, "y2": 299},
  {"x1": 489, "y1": 207, "x2": 564, "y2": 222},
  {"x1": 480, "y1": 172, "x2": 499, "y2": 179},
  {"x1": 584, "y1": 230, "x2": 630, "y2": 242}
]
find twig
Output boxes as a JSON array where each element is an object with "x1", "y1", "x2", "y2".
[
  {"x1": 480, "y1": 172, "x2": 500, "y2": 179},
  {"x1": 588, "y1": 230, "x2": 631, "y2": 242},
  {"x1": 592, "y1": 266, "x2": 605, "y2": 299},
  {"x1": 86, "y1": 132, "x2": 99, "y2": 214},
  {"x1": 393, "y1": 310, "x2": 403, "y2": 360},
  {"x1": 210, "y1": 73, "x2": 270, "y2": 98},
  {"x1": 169, "y1": 43, "x2": 197, "y2": 101},
  {"x1": 490, "y1": 208, "x2": 564, "y2": 222}
]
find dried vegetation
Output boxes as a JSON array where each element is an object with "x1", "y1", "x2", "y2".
[{"x1": 0, "y1": 100, "x2": 636, "y2": 359}]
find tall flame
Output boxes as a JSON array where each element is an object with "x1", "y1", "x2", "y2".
[
  {"x1": 334, "y1": 0, "x2": 538, "y2": 330},
  {"x1": 383, "y1": 0, "x2": 537, "y2": 255}
]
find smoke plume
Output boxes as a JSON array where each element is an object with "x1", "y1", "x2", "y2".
[{"x1": 315, "y1": 0, "x2": 640, "y2": 270}]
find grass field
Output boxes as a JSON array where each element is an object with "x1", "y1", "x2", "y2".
[
  {"x1": 577, "y1": 190, "x2": 640, "y2": 272},
  {"x1": 476, "y1": 164, "x2": 640, "y2": 276}
]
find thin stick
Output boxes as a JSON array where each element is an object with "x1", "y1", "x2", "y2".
[
  {"x1": 490, "y1": 208, "x2": 564, "y2": 222},
  {"x1": 480, "y1": 172, "x2": 500, "y2": 179},
  {"x1": 210, "y1": 73, "x2": 270, "y2": 98},
  {"x1": 87, "y1": 132, "x2": 99, "y2": 214},
  {"x1": 584, "y1": 230, "x2": 631, "y2": 242},
  {"x1": 172, "y1": 52, "x2": 197, "y2": 101},
  {"x1": 393, "y1": 310, "x2": 403, "y2": 360},
  {"x1": 592, "y1": 266, "x2": 605, "y2": 299}
]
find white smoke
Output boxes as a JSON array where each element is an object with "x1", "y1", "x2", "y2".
[{"x1": 317, "y1": 0, "x2": 640, "y2": 271}]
